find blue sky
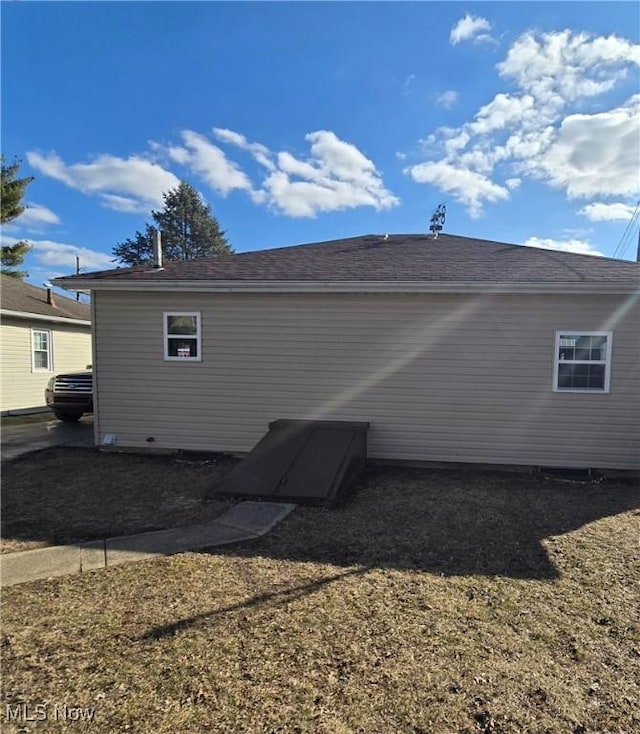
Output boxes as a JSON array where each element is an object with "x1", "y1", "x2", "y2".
[{"x1": 2, "y1": 1, "x2": 639, "y2": 288}]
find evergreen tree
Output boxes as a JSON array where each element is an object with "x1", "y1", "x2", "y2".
[
  {"x1": 113, "y1": 182, "x2": 232, "y2": 266},
  {"x1": 1, "y1": 241, "x2": 32, "y2": 280},
  {"x1": 1, "y1": 156, "x2": 34, "y2": 279}
]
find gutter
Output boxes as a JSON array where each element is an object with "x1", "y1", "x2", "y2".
[
  {"x1": 0, "y1": 309, "x2": 91, "y2": 326},
  {"x1": 51, "y1": 278, "x2": 640, "y2": 296}
]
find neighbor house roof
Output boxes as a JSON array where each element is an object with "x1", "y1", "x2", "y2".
[
  {"x1": 53, "y1": 234, "x2": 640, "y2": 295},
  {"x1": 1, "y1": 273, "x2": 91, "y2": 324}
]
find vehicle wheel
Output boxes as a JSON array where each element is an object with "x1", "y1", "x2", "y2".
[{"x1": 53, "y1": 411, "x2": 82, "y2": 422}]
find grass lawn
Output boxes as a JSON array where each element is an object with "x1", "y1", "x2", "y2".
[
  {"x1": 1, "y1": 410, "x2": 55, "y2": 427},
  {"x1": 1, "y1": 462, "x2": 639, "y2": 733},
  {"x1": 1, "y1": 447, "x2": 235, "y2": 553}
]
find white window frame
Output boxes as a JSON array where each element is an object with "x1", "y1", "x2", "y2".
[
  {"x1": 163, "y1": 311, "x2": 202, "y2": 362},
  {"x1": 553, "y1": 331, "x2": 612, "y2": 393},
  {"x1": 31, "y1": 328, "x2": 53, "y2": 372}
]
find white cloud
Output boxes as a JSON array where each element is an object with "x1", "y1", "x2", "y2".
[
  {"x1": 15, "y1": 203, "x2": 60, "y2": 227},
  {"x1": 263, "y1": 171, "x2": 383, "y2": 218},
  {"x1": 211, "y1": 128, "x2": 248, "y2": 148},
  {"x1": 277, "y1": 150, "x2": 323, "y2": 181},
  {"x1": 26, "y1": 151, "x2": 74, "y2": 185},
  {"x1": 470, "y1": 93, "x2": 536, "y2": 135},
  {"x1": 30, "y1": 241, "x2": 114, "y2": 271},
  {"x1": 579, "y1": 201, "x2": 637, "y2": 222},
  {"x1": 528, "y1": 96, "x2": 640, "y2": 198},
  {"x1": 261, "y1": 130, "x2": 398, "y2": 218},
  {"x1": 307, "y1": 131, "x2": 378, "y2": 183},
  {"x1": 523, "y1": 236, "x2": 604, "y2": 257},
  {"x1": 406, "y1": 28, "x2": 640, "y2": 216},
  {"x1": 98, "y1": 194, "x2": 149, "y2": 214},
  {"x1": 159, "y1": 130, "x2": 256, "y2": 197},
  {"x1": 212, "y1": 127, "x2": 275, "y2": 171},
  {"x1": 155, "y1": 127, "x2": 397, "y2": 218},
  {"x1": 1, "y1": 235, "x2": 114, "y2": 271},
  {"x1": 498, "y1": 30, "x2": 640, "y2": 107},
  {"x1": 26, "y1": 151, "x2": 180, "y2": 211},
  {"x1": 164, "y1": 145, "x2": 191, "y2": 166},
  {"x1": 504, "y1": 127, "x2": 557, "y2": 160},
  {"x1": 23, "y1": 127, "x2": 396, "y2": 223},
  {"x1": 442, "y1": 130, "x2": 471, "y2": 158},
  {"x1": 407, "y1": 161, "x2": 509, "y2": 217},
  {"x1": 450, "y1": 13, "x2": 493, "y2": 46},
  {"x1": 402, "y1": 74, "x2": 417, "y2": 95},
  {"x1": 435, "y1": 90, "x2": 459, "y2": 109}
]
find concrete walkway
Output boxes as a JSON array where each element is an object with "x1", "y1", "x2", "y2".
[
  {"x1": 1, "y1": 501, "x2": 295, "y2": 587},
  {"x1": 1, "y1": 417, "x2": 94, "y2": 462}
]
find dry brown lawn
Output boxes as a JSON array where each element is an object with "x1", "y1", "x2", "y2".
[
  {"x1": 1, "y1": 447, "x2": 234, "y2": 553},
  {"x1": 1, "y1": 461, "x2": 639, "y2": 733}
]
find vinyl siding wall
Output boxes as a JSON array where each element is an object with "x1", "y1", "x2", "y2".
[
  {"x1": 93, "y1": 291, "x2": 640, "y2": 470},
  {"x1": 0, "y1": 317, "x2": 92, "y2": 412}
]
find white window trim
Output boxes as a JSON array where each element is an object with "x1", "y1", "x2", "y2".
[
  {"x1": 31, "y1": 328, "x2": 53, "y2": 372},
  {"x1": 553, "y1": 330, "x2": 612, "y2": 394},
  {"x1": 163, "y1": 311, "x2": 202, "y2": 362}
]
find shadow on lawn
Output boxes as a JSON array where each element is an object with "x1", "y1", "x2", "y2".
[
  {"x1": 212, "y1": 465, "x2": 640, "y2": 581},
  {"x1": 142, "y1": 567, "x2": 367, "y2": 641},
  {"x1": 141, "y1": 467, "x2": 639, "y2": 641},
  {"x1": 2, "y1": 453, "x2": 638, "y2": 594}
]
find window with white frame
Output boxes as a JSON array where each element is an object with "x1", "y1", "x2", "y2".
[
  {"x1": 554, "y1": 331, "x2": 612, "y2": 392},
  {"x1": 164, "y1": 312, "x2": 201, "y2": 361},
  {"x1": 32, "y1": 329, "x2": 52, "y2": 371}
]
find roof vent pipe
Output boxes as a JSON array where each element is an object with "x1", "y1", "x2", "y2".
[
  {"x1": 46, "y1": 288, "x2": 55, "y2": 307},
  {"x1": 152, "y1": 229, "x2": 163, "y2": 269}
]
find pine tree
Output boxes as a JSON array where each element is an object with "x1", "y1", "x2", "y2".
[
  {"x1": 1, "y1": 241, "x2": 33, "y2": 280},
  {"x1": 113, "y1": 182, "x2": 232, "y2": 266},
  {"x1": 1, "y1": 155, "x2": 34, "y2": 279}
]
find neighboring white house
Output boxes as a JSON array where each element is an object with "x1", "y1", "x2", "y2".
[
  {"x1": 54, "y1": 233, "x2": 640, "y2": 471},
  {"x1": 1, "y1": 274, "x2": 92, "y2": 414}
]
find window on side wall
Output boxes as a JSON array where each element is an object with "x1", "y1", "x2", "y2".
[
  {"x1": 554, "y1": 331, "x2": 612, "y2": 393},
  {"x1": 32, "y1": 329, "x2": 52, "y2": 371},
  {"x1": 164, "y1": 312, "x2": 201, "y2": 361}
]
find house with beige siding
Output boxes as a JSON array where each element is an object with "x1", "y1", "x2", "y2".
[
  {"x1": 1, "y1": 274, "x2": 92, "y2": 414},
  {"x1": 54, "y1": 234, "x2": 640, "y2": 471}
]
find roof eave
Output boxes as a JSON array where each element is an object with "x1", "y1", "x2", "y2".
[
  {"x1": 0, "y1": 309, "x2": 91, "y2": 326},
  {"x1": 52, "y1": 278, "x2": 640, "y2": 296}
]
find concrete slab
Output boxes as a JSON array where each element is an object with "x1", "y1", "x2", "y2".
[
  {"x1": 1, "y1": 544, "x2": 81, "y2": 586},
  {"x1": 80, "y1": 540, "x2": 107, "y2": 572},
  {"x1": 1, "y1": 417, "x2": 94, "y2": 462},
  {"x1": 0, "y1": 501, "x2": 297, "y2": 586},
  {"x1": 104, "y1": 522, "x2": 258, "y2": 567},
  {"x1": 216, "y1": 501, "x2": 296, "y2": 536}
]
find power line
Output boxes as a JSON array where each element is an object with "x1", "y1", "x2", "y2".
[
  {"x1": 615, "y1": 214, "x2": 639, "y2": 260},
  {"x1": 612, "y1": 199, "x2": 640, "y2": 259}
]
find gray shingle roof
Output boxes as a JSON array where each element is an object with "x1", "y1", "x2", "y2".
[
  {"x1": 1, "y1": 274, "x2": 91, "y2": 321},
  {"x1": 57, "y1": 233, "x2": 640, "y2": 285}
]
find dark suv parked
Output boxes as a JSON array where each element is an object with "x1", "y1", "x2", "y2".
[{"x1": 45, "y1": 371, "x2": 93, "y2": 422}]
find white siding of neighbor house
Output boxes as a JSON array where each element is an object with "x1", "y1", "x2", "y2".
[
  {"x1": 93, "y1": 290, "x2": 640, "y2": 470},
  {"x1": 0, "y1": 317, "x2": 92, "y2": 412}
]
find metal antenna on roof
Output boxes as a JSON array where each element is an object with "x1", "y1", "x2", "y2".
[{"x1": 429, "y1": 204, "x2": 446, "y2": 238}]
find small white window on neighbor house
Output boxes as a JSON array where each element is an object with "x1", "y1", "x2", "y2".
[
  {"x1": 32, "y1": 329, "x2": 52, "y2": 371},
  {"x1": 554, "y1": 331, "x2": 612, "y2": 393},
  {"x1": 164, "y1": 312, "x2": 201, "y2": 361}
]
